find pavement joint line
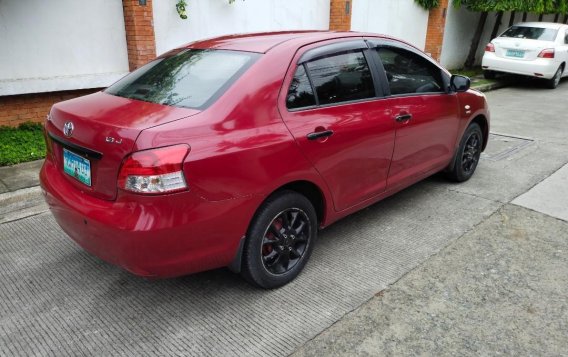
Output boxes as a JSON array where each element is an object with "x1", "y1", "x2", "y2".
[
  {"x1": 0, "y1": 211, "x2": 50, "y2": 226},
  {"x1": 444, "y1": 187, "x2": 506, "y2": 205},
  {"x1": 489, "y1": 132, "x2": 535, "y2": 141}
]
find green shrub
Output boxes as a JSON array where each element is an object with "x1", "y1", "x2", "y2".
[{"x1": 0, "y1": 122, "x2": 46, "y2": 166}]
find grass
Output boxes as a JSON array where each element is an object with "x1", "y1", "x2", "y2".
[
  {"x1": 452, "y1": 67, "x2": 484, "y2": 78},
  {"x1": 0, "y1": 122, "x2": 46, "y2": 166}
]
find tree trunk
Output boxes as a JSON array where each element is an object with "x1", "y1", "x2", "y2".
[
  {"x1": 554, "y1": 13, "x2": 560, "y2": 23},
  {"x1": 522, "y1": 12, "x2": 528, "y2": 21},
  {"x1": 464, "y1": 11, "x2": 488, "y2": 69},
  {"x1": 564, "y1": 14, "x2": 568, "y2": 23},
  {"x1": 491, "y1": 12, "x2": 504, "y2": 39},
  {"x1": 509, "y1": 11, "x2": 515, "y2": 27},
  {"x1": 538, "y1": 13, "x2": 544, "y2": 21}
]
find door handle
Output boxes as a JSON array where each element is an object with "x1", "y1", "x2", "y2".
[
  {"x1": 395, "y1": 113, "x2": 413, "y2": 122},
  {"x1": 307, "y1": 130, "x2": 334, "y2": 140}
]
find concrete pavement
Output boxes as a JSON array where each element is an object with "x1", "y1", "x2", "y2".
[
  {"x1": 292, "y1": 204, "x2": 568, "y2": 356},
  {"x1": 1, "y1": 80, "x2": 567, "y2": 356}
]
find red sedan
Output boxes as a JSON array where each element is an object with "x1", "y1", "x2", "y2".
[{"x1": 40, "y1": 31, "x2": 489, "y2": 288}]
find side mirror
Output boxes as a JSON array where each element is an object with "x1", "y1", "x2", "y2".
[{"x1": 450, "y1": 75, "x2": 471, "y2": 92}]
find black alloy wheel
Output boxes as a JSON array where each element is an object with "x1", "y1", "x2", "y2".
[
  {"x1": 241, "y1": 191, "x2": 317, "y2": 289},
  {"x1": 461, "y1": 131, "x2": 481, "y2": 176},
  {"x1": 447, "y1": 122, "x2": 483, "y2": 182},
  {"x1": 260, "y1": 208, "x2": 310, "y2": 275}
]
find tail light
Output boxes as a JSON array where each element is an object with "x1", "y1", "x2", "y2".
[
  {"x1": 118, "y1": 144, "x2": 190, "y2": 195},
  {"x1": 485, "y1": 43, "x2": 495, "y2": 52},
  {"x1": 538, "y1": 48, "x2": 555, "y2": 58}
]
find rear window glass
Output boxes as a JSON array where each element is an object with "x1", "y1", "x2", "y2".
[
  {"x1": 105, "y1": 49, "x2": 258, "y2": 109},
  {"x1": 500, "y1": 26, "x2": 558, "y2": 41}
]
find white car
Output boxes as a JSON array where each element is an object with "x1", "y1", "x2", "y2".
[{"x1": 482, "y1": 22, "x2": 568, "y2": 88}]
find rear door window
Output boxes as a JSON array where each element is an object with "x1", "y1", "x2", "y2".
[
  {"x1": 105, "y1": 49, "x2": 258, "y2": 109},
  {"x1": 286, "y1": 65, "x2": 317, "y2": 109},
  {"x1": 305, "y1": 51, "x2": 375, "y2": 106},
  {"x1": 376, "y1": 47, "x2": 444, "y2": 95}
]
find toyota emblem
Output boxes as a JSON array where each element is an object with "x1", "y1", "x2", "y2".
[{"x1": 63, "y1": 122, "x2": 74, "y2": 137}]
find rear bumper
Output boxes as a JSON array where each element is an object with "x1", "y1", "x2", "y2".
[
  {"x1": 40, "y1": 157, "x2": 258, "y2": 278},
  {"x1": 482, "y1": 53, "x2": 559, "y2": 79}
]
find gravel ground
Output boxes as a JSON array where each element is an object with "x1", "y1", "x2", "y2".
[{"x1": 292, "y1": 204, "x2": 568, "y2": 356}]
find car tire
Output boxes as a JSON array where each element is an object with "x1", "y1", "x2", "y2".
[
  {"x1": 446, "y1": 123, "x2": 483, "y2": 182},
  {"x1": 483, "y1": 70, "x2": 496, "y2": 80},
  {"x1": 546, "y1": 66, "x2": 563, "y2": 89},
  {"x1": 241, "y1": 190, "x2": 317, "y2": 289}
]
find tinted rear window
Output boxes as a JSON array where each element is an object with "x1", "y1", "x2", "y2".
[
  {"x1": 105, "y1": 49, "x2": 258, "y2": 109},
  {"x1": 500, "y1": 26, "x2": 558, "y2": 41}
]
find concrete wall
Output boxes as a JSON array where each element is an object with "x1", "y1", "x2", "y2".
[
  {"x1": 350, "y1": 0, "x2": 429, "y2": 50},
  {"x1": 0, "y1": 0, "x2": 129, "y2": 96},
  {"x1": 153, "y1": 0, "x2": 330, "y2": 56},
  {"x1": 440, "y1": 6, "x2": 559, "y2": 69}
]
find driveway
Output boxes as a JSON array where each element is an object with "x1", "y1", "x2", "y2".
[{"x1": 1, "y1": 81, "x2": 567, "y2": 356}]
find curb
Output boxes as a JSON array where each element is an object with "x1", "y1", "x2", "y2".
[
  {"x1": 0, "y1": 186, "x2": 48, "y2": 225},
  {"x1": 0, "y1": 185, "x2": 42, "y2": 204},
  {"x1": 472, "y1": 81, "x2": 509, "y2": 93}
]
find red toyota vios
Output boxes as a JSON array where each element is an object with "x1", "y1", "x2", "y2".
[{"x1": 40, "y1": 31, "x2": 489, "y2": 288}]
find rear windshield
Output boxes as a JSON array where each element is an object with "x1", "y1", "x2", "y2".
[
  {"x1": 105, "y1": 49, "x2": 259, "y2": 109},
  {"x1": 500, "y1": 26, "x2": 558, "y2": 41}
]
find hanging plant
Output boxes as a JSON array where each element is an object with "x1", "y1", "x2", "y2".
[
  {"x1": 176, "y1": 0, "x2": 188, "y2": 19},
  {"x1": 414, "y1": 0, "x2": 440, "y2": 10}
]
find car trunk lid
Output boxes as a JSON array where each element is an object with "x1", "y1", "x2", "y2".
[
  {"x1": 492, "y1": 38, "x2": 553, "y2": 61},
  {"x1": 46, "y1": 92, "x2": 200, "y2": 200}
]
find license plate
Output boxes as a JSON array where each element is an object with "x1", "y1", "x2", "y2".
[
  {"x1": 506, "y1": 49, "x2": 525, "y2": 58},
  {"x1": 63, "y1": 148, "x2": 91, "y2": 186}
]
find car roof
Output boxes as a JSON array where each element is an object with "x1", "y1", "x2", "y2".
[
  {"x1": 515, "y1": 22, "x2": 566, "y2": 30},
  {"x1": 184, "y1": 30, "x2": 392, "y2": 53}
]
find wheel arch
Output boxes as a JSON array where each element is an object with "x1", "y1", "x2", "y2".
[{"x1": 269, "y1": 180, "x2": 327, "y2": 226}]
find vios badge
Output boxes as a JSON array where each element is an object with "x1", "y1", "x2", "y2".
[{"x1": 63, "y1": 122, "x2": 74, "y2": 137}]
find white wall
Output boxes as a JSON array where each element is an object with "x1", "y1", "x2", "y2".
[
  {"x1": 153, "y1": 0, "x2": 330, "y2": 56},
  {"x1": 350, "y1": 0, "x2": 429, "y2": 50},
  {"x1": 440, "y1": 6, "x2": 559, "y2": 69},
  {"x1": 0, "y1": 0, "x2": 129, "y2": 96}
]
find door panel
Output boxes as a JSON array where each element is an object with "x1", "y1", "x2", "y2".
[
  {"x1": 281, "y1": 101, "x2": 395, "y2": 211},
  {"x1": 387, "y1": 94, "x2": 459, "y2": 187}
]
